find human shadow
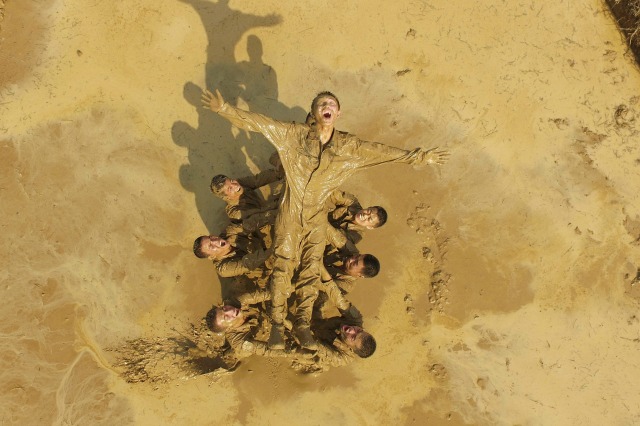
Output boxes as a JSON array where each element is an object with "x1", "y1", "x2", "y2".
[{"x1": 173, "y1": 0, "x2": 305, "y2": 235}]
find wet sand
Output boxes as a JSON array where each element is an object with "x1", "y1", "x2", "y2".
[{"x1": 2, "y1": 0, "x2": 640, "y2": 424}]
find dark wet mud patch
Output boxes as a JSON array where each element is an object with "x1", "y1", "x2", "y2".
[
  {"x1": 606, "y1": 0, "x2": 640, "y2": 66},
  {"x1": 0, "y1": 0, "x2": 54, "y2": 88}
]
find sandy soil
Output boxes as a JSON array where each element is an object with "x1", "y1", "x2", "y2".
[{"x1": 2, "y1": 0, "x2": 640, "y2": 424}]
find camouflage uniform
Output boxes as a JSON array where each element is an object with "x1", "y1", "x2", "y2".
[
  {"x1": 236, "y1": 272, "x2": 352, "y2": 326},
  {"x1": 322, "y1": 251, "x2": 358, "y2": 295},
  {"x1": 212, "y1": 246, "x2": 272, "y2": 288},
  {"x1": 225, "y1": 169, "x2": 281, "y2": 248},
  {"x1": 328, "y1": 190, "x2": 371, "y2": 248},
  {"x1": 324, "y1": 190, "x2": 361, "y2": 253},
  {"x1": 225, "y1": 168, "x2": 280, "y2": 223},
  {"x1": 309, "y1": 315, "x2": 364, "y2": 368},
  {"x1": 224, "y1": 306, "x2": 290, "y2": 359}
]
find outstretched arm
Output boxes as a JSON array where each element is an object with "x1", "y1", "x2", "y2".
[
  {"x1": 348, "y1": 136, "x2": 450, "y2": 169},
  {"x1": 201, "y1": 88, "x2": 225, "y2": 112},
  {"x1": 201, "y1": 87, "x2": 299, "y2": 152}
]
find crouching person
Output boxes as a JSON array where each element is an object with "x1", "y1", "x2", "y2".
[
  {"x1": 294, "y1": 314, "x2": 376, "y2": 371},
  {"x1": 205, "y1": 304, "x2": 289, "y2": 360},
  {"x1": 193, "y1": 232, "x2": 272, "y2": 288}
]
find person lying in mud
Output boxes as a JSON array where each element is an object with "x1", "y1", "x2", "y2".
[
  {"x1": 202, "y1": 87, "x2": 449, "y2": 350},
  {"x1": 322, "y1": 252, "x2": 380, "y2": 295},
  {"x1": 294, "y1": 314, "x2": 376, "y2": 370},
  {"x1": 329, "y1": 198, "x2": 387, "y2": 247},
  {"x1": 193, "y1": 232, "x2": 272, "y2": 288},
  {"x1": 312, "y1": 252, "x2": 379, "y2": 318},
  {"x1": 205, "y1": 304, "x2": 300, "y2": 360},
  {"x1": 210, "y1": 170, "x2": 281, "y2": 235}
]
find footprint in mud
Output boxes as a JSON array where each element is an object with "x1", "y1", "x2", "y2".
[
  {"x1": 407, "y1": 202, "x2": 452, "y2": 315},
  {"x1": 429, "y1": 363, "x2": 448, "y2": 380},
  {"x1": 623, "y1": 213, "x2": 640, "y2": 245},
  {"x1": 404, "y1": 294, "x2": 415, "y2": 315}
]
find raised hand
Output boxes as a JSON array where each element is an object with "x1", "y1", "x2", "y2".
[
  {"x1": 201, "y1": 88, "x2": 225, "y2": 112},
  {"x1": 425, "y1": 148, "x2": 450, "y2": 165}
]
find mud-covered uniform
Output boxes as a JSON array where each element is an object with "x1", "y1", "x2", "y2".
[
  {"x1": 216, "y1": 103, "x2": 438, "y2": 328},
  {"x1": 224, "y1": 307, "x2": 289, "y2": 359},
  {"x1": 212, "y1": 246, "x2": 272, "y2": 288},
  {"x1": 236, "y1": 272, "x2": 352, "y2": 324},
  {"x1": 324, "y1": 190, "x2": 361, "y2": 253},
  {"x1": 327, "y1": 193, "x2": 368, "y2": 248},
  {"x1": 225, "y1": 168, "x2": 280, "y2": 223},
  {"x1": 322, "y1": 251, "x2": 358, "y2": 295},
  {"x1": 309, "y1": 315, "x2": 364, "y2": 368},
  {"x1": 225, "y1": 169, "x2": 281, "y2": 248}
]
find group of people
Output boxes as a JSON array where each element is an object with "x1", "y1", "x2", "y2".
[{"x1": 192, "y1": 88, "x2": 448, "y2": 370}]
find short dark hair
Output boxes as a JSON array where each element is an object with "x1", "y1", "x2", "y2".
[
  {"x1": 362, "y1": 254, "x2": 380, "y2": 278},
  {"x1": 311, "y1": 91, "x2": 340, "y2": 112},
  {"x1": 354, "y1": 332, "x2": 376, "y2": 358},
  {"x1": 210, "y1": 174, "x2": 228, "y2": 197},
  {"x1": 371, "y1": 206, "x2": 387, "y2": 227},
  {"x1": 304, "y1": 112, "x2": 315, "y2": 126},
  {"x1": 193, "y1": 236, "x2": 207, "y2": 258},
  {"x1": 205, "y1": 306, "x2": 225, "y2": 333}
]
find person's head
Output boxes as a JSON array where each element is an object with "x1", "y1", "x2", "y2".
[
  {"x1": 344, "y1": 254, "x2": 380, "y2": 278},
  {"x1": 193, "y1": 235, "x2": 232, "y2": 260},
  {"x1": 205, "y1": 305, "x2": 245, "y2": 333},
  {"x1": 353, "y1": 206, "x2": 387, "y2": 229},
  {"x1": 210, "y1": 174, "x2": 243, "y2": 201},
  {"x1": 340, "y1": 325, "x2": 376, "y2": 358},
  {"x1": 310, "y1": 91, "x2": 341, "y2": 126}
]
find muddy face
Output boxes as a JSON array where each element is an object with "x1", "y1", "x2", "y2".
[
  {"x1": 216, "y1": 305, "x2": 244, "y2": 330},
  {"x1": 222, "y1": 179, "x2": 243, "y2": 200},
  {"x1": 353, "y1": 207, "x2": 381, "y2": 229},
  {"x1": 312, "y1": 96, "x2": 341, "y2": 126},
  {"x1": 344, "y1": 254, "x2": 366, "y2": 277},
  {"x1": 200, "y1": 235, "x2": 232, "y2": 259},
  {"x1": 340, "y1": 325, "x2": 365, "y2": 350}
]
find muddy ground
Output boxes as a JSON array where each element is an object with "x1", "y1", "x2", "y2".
[{"x1": 2, "y1": 0, "x2": 640, "y2": 424}]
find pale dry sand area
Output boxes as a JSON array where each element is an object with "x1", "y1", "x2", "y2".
[{"x1": 2, "y1": 0, "x2": 640, "y2": 424}]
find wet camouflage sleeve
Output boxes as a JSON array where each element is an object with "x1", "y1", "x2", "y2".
[
  {"x1": 349, "y1": 136, "x2": 435, "y2": 169},
  {"x1": 236, "y1": 289, "x2": 271, "y2": 306},
  {"x1": 242, "y1": 207, "x2": 278, "y2": 233},
  {"x1": 217, "y1": 103, "x2": 302, "y2": 153},
  {"x1": 334, "y1": 275, "x2": 356, "y2": 294},
  {"x1": 237, "y1": 168, "x2": 281, "y2": 190},
  {"x1": 215, "y1": 249, "x2": 270, "y2": 278},
  {"x1": 225, "y1": 204, "x2": 266, "y2": 223},
  {"x1": 325, "y1": 224, "x2": 348, "y2": 249},
  {"x1": 316, "y1": 272, "x2": 351, "y2": 311},
  {"x1": 328, "y1": 189, "x2": 360, "y2": 210},
  {"x1": 313, "y1": 341, "x2": 356, "y2": 367}
]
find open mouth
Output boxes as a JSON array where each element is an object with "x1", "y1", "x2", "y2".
[{"x1": 323, "y1": 112, "x2": 332, "y2": 119}]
